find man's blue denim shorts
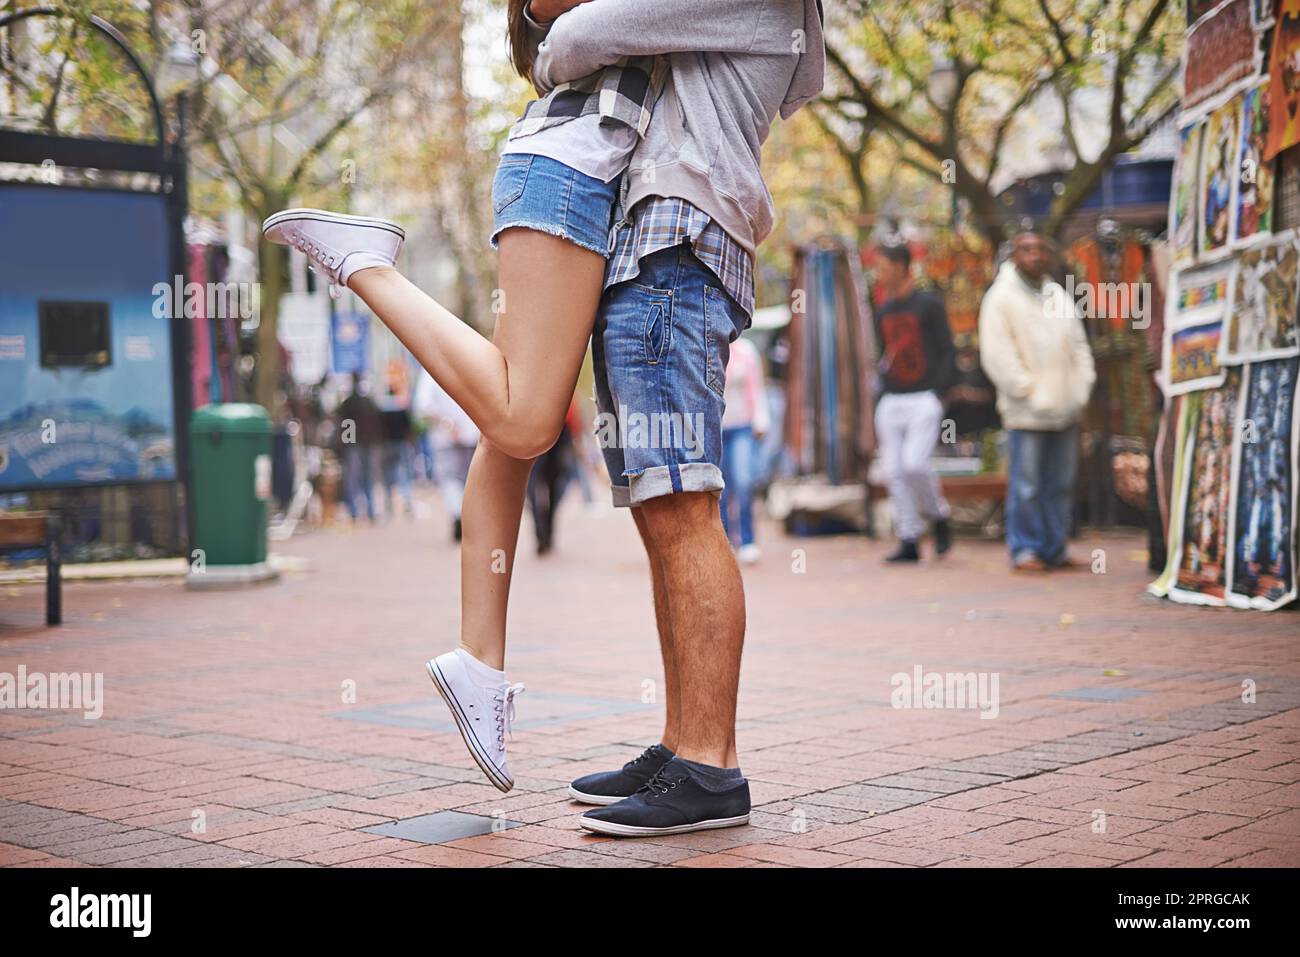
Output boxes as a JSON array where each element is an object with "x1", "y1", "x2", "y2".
[
  {"x1": 592, "y1": 243, "x2": 748, "y2": 507},
  {"x1": 489, "y1": 153, "x2": 618, "y2": 257}
]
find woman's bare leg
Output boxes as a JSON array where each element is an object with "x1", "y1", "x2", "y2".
[
  {"x1": 347, "y1": 229, "x2": 607, "y2": 459},
  {"x1": 357, "y1": 228, "x2": 607, "y2": 668},
  {"x1": 457, "y1": 440, "x2": 532, "y2": 671}
]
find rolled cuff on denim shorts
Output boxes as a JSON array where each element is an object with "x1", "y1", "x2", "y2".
[
  {"x1": 610, "y1": 462, "x2": 724, "y2": 508},
  {"x1": 489, "y1": 153, "x2": 618, "y2": 257}
]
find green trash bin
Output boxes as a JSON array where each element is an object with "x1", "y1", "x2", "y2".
[{"x1": 187, "y1": 403, "x2": 279, "y2": 587}]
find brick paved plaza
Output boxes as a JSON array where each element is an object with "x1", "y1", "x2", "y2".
[{"x1": 2, "y1": 491, "x2": 1298, "y2": 868}]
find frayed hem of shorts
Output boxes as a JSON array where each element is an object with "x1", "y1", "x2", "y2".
[{"x1": 489, "y1": 222, "x2": 610, "y2": 258}]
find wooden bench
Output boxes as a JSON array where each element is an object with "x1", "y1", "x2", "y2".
[
  {"x1": 0, "y1": 511, "x2": 62, "y2": 625},
  {"x1": 868, "y1": 473, "x2": 1008, "y2": 501}
]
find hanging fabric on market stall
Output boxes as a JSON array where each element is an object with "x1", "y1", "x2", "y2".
[
  {"x1": 784, "y1": 242, "x2": 876, "y2": 484},
  {"x1": 1070, "y1": 227, "x2": 1162, "y2": 525},
  {"x1": 772, "y1": 242, "x2": 877, "y2": 534}
]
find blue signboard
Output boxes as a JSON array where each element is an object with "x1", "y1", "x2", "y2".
[
  {"x1": 0, "y1": 185, "x2": 177, "y2": 490},
  {"x1": 331, "y1": 310, "x2": 369, "y2": 375}
]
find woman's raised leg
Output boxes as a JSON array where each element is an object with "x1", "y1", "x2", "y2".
[{"x1": 348, "y1": 228, "x2": 606, "y2": 459}]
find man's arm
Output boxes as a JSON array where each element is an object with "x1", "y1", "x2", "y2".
[
  {"x1": 533, "y1": 0, "x2": 784, "y2": 89},
  {"x1": 1068, "y1": 309, "x2": 1097, "y2": 405},
  {"x1": 928, "y1": 296, "x2": 958, "y2": 395},
  {"x1": 977, "y1": 296, "x2": 1034, "y2": 401}
]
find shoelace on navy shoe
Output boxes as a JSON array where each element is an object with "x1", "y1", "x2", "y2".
[
  {"x1": 623, "y1": 745, "x2": 662, "y2": 771},
  {"x1": 640, "y1": 766, "x2": 687, "y2": 796}
]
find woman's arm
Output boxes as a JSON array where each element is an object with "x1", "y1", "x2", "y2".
[
  {"x1": 519, "y1": 0, "x2": 590, "y2": 80},
  {"x1": 529, "y1": 0, "x2": 591, "y2": 23}
]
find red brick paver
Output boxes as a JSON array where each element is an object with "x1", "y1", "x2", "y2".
[{"x1": 2, "y1": 490, "x2": 1298, "y2": 867}]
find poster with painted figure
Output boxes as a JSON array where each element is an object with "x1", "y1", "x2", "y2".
[
  {"x1": 1222, "y1": 233, "x2": 1300, "y2": 363},
  {"x1": 1171, "y1": 122, "x2": 1204, "y2": 269},
  {"x1": 1169, "y1": 371, "x2": 1242, "y2": 605},
  {"x1": 1235, "y1": 81, "x2": 1275, "y2": 244},
  {"x1": 1227, "y1": 357, "x2": 1299, "y2": 609},
  {"x1": 1200, "y1": 96, "x2": 1242, "y2": 258}
]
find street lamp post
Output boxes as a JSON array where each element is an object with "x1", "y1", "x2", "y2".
[{"x1": 158, "y1": 38, "x2": 202, "y2": 549}]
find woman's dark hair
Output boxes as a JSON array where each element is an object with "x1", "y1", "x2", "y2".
[{"x1": 507, "y1": 0, "x2": 537, "y2": 84}]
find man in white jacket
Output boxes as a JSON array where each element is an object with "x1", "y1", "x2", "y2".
[{"x1": 979, "y1": 229, "x2": 1096, "y2": 571}]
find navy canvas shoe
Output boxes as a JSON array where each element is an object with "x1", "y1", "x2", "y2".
[
  {"x1": 578, "y1": 759, "x2": 750, "y2": 837},
  {"x1": 568, "y1": 744, "x2": 674, "y2": 805}
]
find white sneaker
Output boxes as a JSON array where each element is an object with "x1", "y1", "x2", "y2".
[
  {"x1": 737, "y1": 544, "x2": 761, "y2": 565},
  {"x1": 425, "y1": 649, "x2": 524, "y2": 792},
  {"x1": 261, "y1": 208, "x2": 404, "y2": 299}
]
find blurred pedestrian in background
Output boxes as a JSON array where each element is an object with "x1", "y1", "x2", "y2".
[
  {"x1": 414, "y1": 370, "x2": 479, "y2": 542},
  {"x1": 758, "y1": 326, "x2": 793, "y2": 487},
  {"x1": 978, "y1": 227, "x2": 1096, "y2": 572},
  {"x1": 873, "y1": 243, "x2": 956, "y2": 563},
  {"x1": 527, "y1": 398, "x2": 579, "y2": 556},
  {"x1": 336, "y1": 373, "x2": 382, "y2": 524},
  {"x1": 720, "y1": 336, "x2": 770, "y2": 564},
  {"x1": 380, "y1": 388, "x2": 415, "y2": 519}
]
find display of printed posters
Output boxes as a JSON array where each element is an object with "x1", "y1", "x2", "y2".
[
  {"x1": 1265, "y1": 0, "x2": 1300, "y2": 160},
  {"x1": 1235, "y1": 81, "x2": 1275, "y2": 243},
  {"x1": 1169, "y1": 371, "x2": 1243, "y2": 604},
  {"x1": 1227, "y1": 357, "x2": 1300, "y2": 609},
  {"x1": 1222, "y1": 232, "x2": 1300, "y2": 362},
  {"x1": 1200, "y1": 97, "x2": 1243, "y2": 257},
  {"x1": 1184, "y1": 0, "x2": 1260, "y2": 109},
  {"x1": 1171, "y1": 122, "x2": 1204, "y2": 268}
]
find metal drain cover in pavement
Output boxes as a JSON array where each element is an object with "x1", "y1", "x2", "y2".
[{"x1": 364, "y1": 810, "x2": 523, "y2": 845}]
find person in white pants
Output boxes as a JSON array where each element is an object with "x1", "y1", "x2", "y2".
[
  {"x1": 872, "y1": 244, "x2": 956, "y2": 562},
  {"x1": 413, "y1": 370, "x2": 480, "y2": 542}
]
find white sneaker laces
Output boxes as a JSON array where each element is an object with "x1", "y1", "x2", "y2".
[
  {"x1": 288, "y1": 231, "x2": 344, "y2": 300},
  {"x1": 493, "y1": 682, "x2": 525, "y2": 747}
]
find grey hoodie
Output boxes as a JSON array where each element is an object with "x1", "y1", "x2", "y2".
[{"x1": 532, "y1": 0, "x2": 825, "y2": 257}]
